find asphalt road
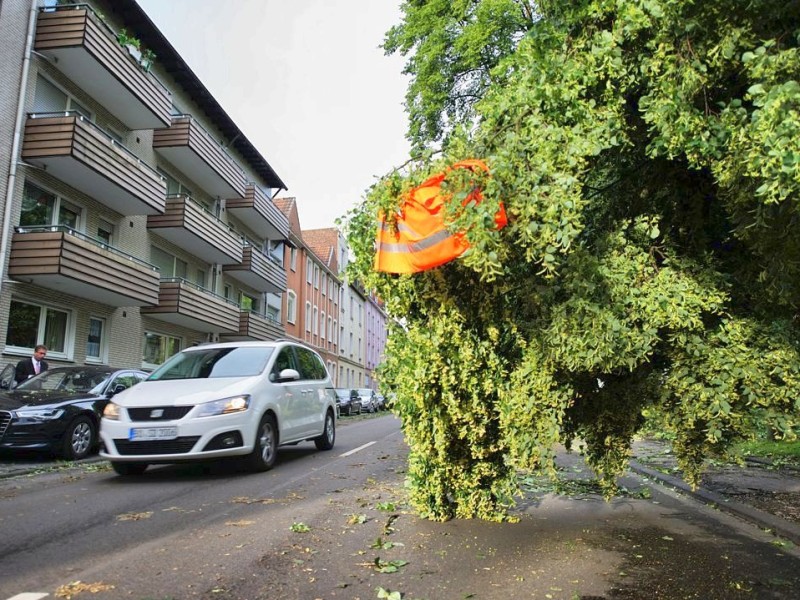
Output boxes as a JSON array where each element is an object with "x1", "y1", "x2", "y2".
[{"x1": 1, "y1": 414, "x2": 799, "y2": 599}]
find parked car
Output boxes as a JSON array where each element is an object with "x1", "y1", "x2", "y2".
[
  {"x1": 100, "y1": 341, "x2": 338, "y2": 476},
  {"x1": 0, "y1": 366, "x2": 148, "y2": 460},
  {"x1": 335, "y1": 388, "x2": 360, "y2": 416},
  {"x1": 352, "y1": 388, "x2": 377, "y2": 413},
  {"x1": 375, "y1": 393, "x2": 386, "y2": 411}
]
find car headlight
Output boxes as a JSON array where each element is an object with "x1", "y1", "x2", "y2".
[
  {"x1": 195, "y1": 395, "x2": 250, "y2": 418},
  {"x1": 103, "y1": 402, "x2": 121, "y2": 420},
  {"x1": 15, "y1": 407, "x2": 64, "y2": 421}
]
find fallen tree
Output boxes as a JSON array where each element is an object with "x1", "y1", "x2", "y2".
[{"x1": 346, "y1": 0, "x2": 800, "y2": 521}]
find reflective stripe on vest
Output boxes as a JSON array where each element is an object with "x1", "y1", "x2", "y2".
[{"x1": 374, "y1": 159, "x2": 506, "y2": 274}]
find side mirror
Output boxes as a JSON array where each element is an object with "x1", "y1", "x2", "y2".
[
  {"x1": 277, "y1": 368, "x2": 300, "y2": 382},
  {"x1": 111, "y1": 384, "x2": 127, "y2": 396}
]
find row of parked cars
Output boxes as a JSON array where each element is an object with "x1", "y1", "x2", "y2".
[
  {"x1": 334, "y1": 388, "x2": 387, "y2": 416},
  {"x1": 0, "y1": 341, "x2": 387, "y2": 475}
]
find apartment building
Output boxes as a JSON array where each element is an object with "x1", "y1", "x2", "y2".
[
  {"x1": 0, "y1": 0, "x2": 289, "y2": 370},
  {"x1": 275, "y1": 199, "x2": 342, "y2": 382}
]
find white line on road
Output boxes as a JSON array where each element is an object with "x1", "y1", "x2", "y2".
[
  {"x1": 6, "y1": 594, "x2": 49, "y2": 600},
  {"x1": 340, "y1": 441, "x2": 376, "y2": 457}
]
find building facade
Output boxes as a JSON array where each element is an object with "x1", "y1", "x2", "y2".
[{"x1": 0, "y1": 0, "x2": 289, "y2": 370}]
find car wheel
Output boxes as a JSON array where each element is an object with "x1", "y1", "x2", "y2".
[
  {"x1": 61, "y1": 416, "x2": 95, "y2": 461},
  {"x1": 314, "y1": 409, "x2": 336, "y2": 451},
  {"x1": 246, "y1": 413, "x2": 278, "y2": 472},
  {"x1": 111, "y1": 461, "x2": 148, "y2": 476}
]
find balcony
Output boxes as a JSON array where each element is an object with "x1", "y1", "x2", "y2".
[
  {"x1": 222, "y1": 245, "x2": 286, "y2": 293},
  {"x1": 220, "y1": 311, "x2": 285, "y2": 342},
  {"x1": 226, "y1": 183, "x2": 289, "y2": 240},
  {"x1": 147, "y1": 195, "x2": 243, "y2": 265},
  {"x1": 34, "y1": 6, "x2": 171, "y2": 129},
  {"x1": 8, "y1": 226, "x2": 160, "y2": 307},
  {"x1": 22, "y1": 112, "x2": 166, "y2": 215},
  {"x1": 153, "y1": 115, "x2": 247, "y2": 198},
  {"x1": 140, "y1": 278, "x2": 239, "y2": 333}
]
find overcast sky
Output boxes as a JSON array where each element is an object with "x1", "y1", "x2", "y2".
[{"x1": 137, "y1": 0, "x2": 411, "y2": 231}]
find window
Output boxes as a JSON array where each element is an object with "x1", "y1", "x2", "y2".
[
  {"x1": 158, "y1": 168, "x2": 193, "y2": 199},
  {"x1": 269, "y1": 240, "x2": 284, "y2": 266},
  {"x1": 313, "y1": 306, "x2": 319, "y2": 335},
  {"x1": 33, "y1": 75, "x2": 90, "y2": 119},
  {"x1": 97, "y1": 219, "x2": 114, "y2": 246},
  {"x1": 150, "y1": 246, "x2": 188, "y2": 280},
  {"x1": 7, "y1": 299, "x2": 71, "y2": 356},
  {"x1": 328, "y1": 316, "x2": 333, "y2": 344},
  {"x1": 305, "y1": 302, "x2": 312, "y2": 332},
  {"x1": 195, "y1": 268, "x2": 206, "y2": 288},
  {"x1": 86, "y1": 316, "x2": 106, "y2": 362},
  {"x1": 267, "y1": 292, "x2": 281, "y2": 322},
  {"x1": 314, "y1": 266, "x2": 320, "y2": 289},
  {"x1": 290, "y1": 248, "x2": 297, "y2": 271},
  {"x1": 143, "y1": 332, "x2": 181, "y2": 368},
  {"x1": 320, "y1": 311, "x2": 326, "y2": 340},
  {"x1": 321, "y1": 273, "x2": 326, "y2": 296},
  {"x1": 240, "y1": 292, "x2": 259, "y2": 313},
  {"x1": 295, "y1": 347, "x2": 327, "y2": 380},
  {"x1": 20, "y1": 181, "x2": 82, "y2": 230},
  {"x1": 287, "y1": 291, "x2": 297, "y2": 324},
  {"x1": 334, "y1": 319, "x2": 338, "y2": 345},
  {"x1": 306, "y1": 258, "x2": 313, "y2": 284},
  {"x1": 223, "y1": 284, "x2": 232, "y2": 300}
]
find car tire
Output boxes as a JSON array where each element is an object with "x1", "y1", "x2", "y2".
[
  {"x1": 314, "y1": 409, "x2": 336, "y2": 451},
  {"x1": 111, "y1": 461, "x2": 148, "y2": 476},
  {"x1": 61, "y1": 416, "x2": 95, "y2": 461},
  {"x1": 246, "y1": 413, "x2": 278, "y2": 472}
]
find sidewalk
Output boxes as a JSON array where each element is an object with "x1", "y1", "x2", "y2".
[{"x1": 630, "y1": 438, "x2": 800, "y2": 545}]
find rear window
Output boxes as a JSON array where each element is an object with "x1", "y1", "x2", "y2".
[{"x1": 148, "y1": 347, "x2": 274, "y2": 380}]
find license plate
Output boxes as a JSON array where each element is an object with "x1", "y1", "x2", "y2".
[{"x1": 129, "y1": 427, "x2": 178, "y2": 441}]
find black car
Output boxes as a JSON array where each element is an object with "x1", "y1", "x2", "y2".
[
  {"x1": 334, "y1": 387, "x2": 360, "y2": 416},
  {"x1": 0, "y1": 366, "x2": 147, "y2": 460}
]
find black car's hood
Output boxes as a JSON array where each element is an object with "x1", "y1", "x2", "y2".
[{"x1": 0, "y1": 389, "x2": 100, "y2": 410}]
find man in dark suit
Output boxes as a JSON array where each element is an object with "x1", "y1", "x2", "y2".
[{"x1": 14, "y1": 344, "x2": 48, "y2": 385}]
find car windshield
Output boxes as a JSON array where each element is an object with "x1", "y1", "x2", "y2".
[
  {"x1": 335, "y1": 390, "x2": 349, "y2": 399},
  {"x1": 16, "y1": 368, "x2": 111, "y2": 394},
  {"x1": 148, "y1": 347, "x2": 274, "y2": 381}
]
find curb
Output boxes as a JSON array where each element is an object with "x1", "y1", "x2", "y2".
[
  {"x1": 629, "y1": 459, "x2": 800, "y2": 546},
  {"x1": 0, "y1": 455, "x2": 106, "y2": 480}
]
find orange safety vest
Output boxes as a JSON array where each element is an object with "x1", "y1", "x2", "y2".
[{"x1": 374, "y1": 159, "x2": 507, "y2": 274}]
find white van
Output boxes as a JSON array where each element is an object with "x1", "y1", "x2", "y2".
[{"x1": 99, "y1": 341, "x2": 336, "y2": 476}]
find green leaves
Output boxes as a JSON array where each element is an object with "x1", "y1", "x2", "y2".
[{"x1": 344, "y1": 0, "x2": 800, "y2": 520}]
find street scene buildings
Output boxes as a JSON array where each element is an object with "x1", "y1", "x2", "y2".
[{"x1": 0, "y1": 0, "x2": 387, "y2": 388}]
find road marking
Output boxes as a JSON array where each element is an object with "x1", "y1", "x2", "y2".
[
  {"x1": 7, "y1": 594, "x2": 49, "y2": 600},
  {"x1": 340, "y1": 441, "x2": 376, "y2": 457}
]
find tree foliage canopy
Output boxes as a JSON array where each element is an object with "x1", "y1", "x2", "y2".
[{"x1": 347, "y1": 0, "x2": 800, "y2": 521}]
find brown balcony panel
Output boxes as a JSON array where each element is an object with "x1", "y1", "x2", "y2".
[
  {"x1": 35, "y1": 8, "x2": 171, "y2": 129},
  {"x1": 153, "y1": 117, "x2": 247, "y2": 198},
  {"x1": 141, "y1": 280, "x2": 239, "y2": 333},
  {"x1": 23, "y1": 115, "x2": 166, "y2": 215},
  {"x1": 222, "y1": 247, "x2": 286, "y2": 293},
  {"x1": 147, "y1": 196, "x2": 243, "y2": 265},
  {"x1": 220, "y1": 311, "x2": 284, "y2": 342},
  {"x1": 226, "y1": 184, "x2": 290, "y2": 240},
  {"x1": 9, "y1": 231, "x2": 159, "y2": 306}
]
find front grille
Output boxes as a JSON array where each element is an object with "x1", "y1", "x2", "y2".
[
  {"x1": 127, "y1": 406, "x2": 193, "y2": 421},
  {"x1": 113, "y1": 436, "x2": 200, "y2": 455},
  {"x1": 0, "y1": 411, "x2": 11, "y2": 436}
]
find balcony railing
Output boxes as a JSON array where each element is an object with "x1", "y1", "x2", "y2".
[
  {"x1": 35, "y1": 4, "x2": 171, "y2": 129},
  {"x1": 226, "y1": 183, "x2": 290, "y2": 240},
  {"x1": 9, "y1": 225, "x2": 160, "y2": 306},
  {"x1": 222, "y1": 244, "x2": 287, "y2": 293},
  {"x1": 153, "y1": 115, "x2": 248, "y2": 198},
  {"x1": 141, "y1": 278, "x2": 240, "y2": 333},
  {"x1": 22, "y1": 111, "x2": 166, "y2": 215},
  {"x1": 220, "y1": 310, "x2": 285, "y2": 342},
  {"x1": 147, "y1": 194, "x2": 243, "y2": 265}
]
